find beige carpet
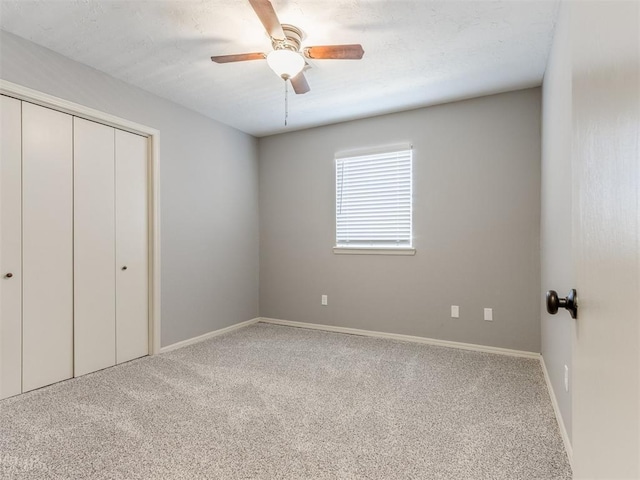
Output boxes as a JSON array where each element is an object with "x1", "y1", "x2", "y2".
[{"x1": 0, "y1": 323, "x2": 571, "y2": 479}]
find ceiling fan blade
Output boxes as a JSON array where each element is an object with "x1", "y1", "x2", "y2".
[
  {"x1": 248, "y1": 0, "x2": 286, "y2": 40},
  {"x1": 211, "y1": 52, "x2": 266, "y2": 63},
  {"x1": 303, "y1": 44, "x2": 365, "y2": 60},
  {"x1": 290, "y1": 72, "x2": 310, "y2": 94}
]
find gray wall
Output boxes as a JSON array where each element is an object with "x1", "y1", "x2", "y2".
[
  {"x1": 541, "y1": 1, "x2": 573, "y2": 443},
  {"x1": 0, "y1": 30, "x2": 260, "y2": 347},
  {"x1": 259, "y1": 88, "x2": 542, "y2": 352}
]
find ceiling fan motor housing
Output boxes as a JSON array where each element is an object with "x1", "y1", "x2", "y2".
[{"x1": 272, "y1": 24, "x2": 303, "y2": 52}]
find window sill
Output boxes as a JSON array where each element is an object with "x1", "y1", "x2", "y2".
[{"x1": 333, "y1": 247, "x2": 416, "y2": 256}]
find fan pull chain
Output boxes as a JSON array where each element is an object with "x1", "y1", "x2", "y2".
[{"x1": 284, "y1": 79, "x2": 289, "y2": 127}]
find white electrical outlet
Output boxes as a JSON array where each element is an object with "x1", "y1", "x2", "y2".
[
  {"x1": 564, "y1": 365, "x2": 569, "y2": 392},
  {"x1": 451, "y1": 305, "x2": 459, "y2": 318},
  {"x1": 321, "y1": 295, "x2": 328, "y2": 306},
  {"x1": 484, "y1": 308, "x2": 493, "y2": 321}
]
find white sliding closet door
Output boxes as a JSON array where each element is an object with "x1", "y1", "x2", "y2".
[
  {"x1": 74, "y1": 118, "x2": 116, "y2": 377},
  {"x1": 0, "y1": 96, "x2": 23, "y2": 399},
  {"x1": 115, "y1": 130, "x2": 149, "y2": 363},
  {"x1": 22, "y1": 102, "x2": 73, "y2": 392}
]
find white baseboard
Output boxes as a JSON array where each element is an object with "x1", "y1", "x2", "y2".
[
  {"x1": 159, "y1": 318, "x2": 260, "y2": 353},
  {"x1": 540, "y1": 355, "x2": 573, "y2": 469},
  {"x1": 258, "y1": 317, "x2": 540, "y2": 359}
]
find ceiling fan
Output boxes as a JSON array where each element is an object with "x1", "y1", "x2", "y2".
[{"x1": 211, "y1": 0, "x2": 365, "y2": 94}]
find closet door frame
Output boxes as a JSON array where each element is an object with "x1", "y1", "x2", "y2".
[{"x1": 0, "y1": 79, "x2": 162, "y2": 356}]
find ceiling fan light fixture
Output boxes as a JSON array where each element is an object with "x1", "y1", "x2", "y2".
[{"x1": 266, "y1": 49, "x2": 305, "y2": 80}]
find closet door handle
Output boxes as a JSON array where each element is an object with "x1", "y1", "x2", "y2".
[
  {"x1": 4, "y1": 272, "x2": 13, "y2": 278},
  {"x1": 121, "y1": 266, "x2": 128, "y2": 271}
]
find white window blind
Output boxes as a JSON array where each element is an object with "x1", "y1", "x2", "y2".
[{"x1": 336, "y1": 146, "x2": 412, "y2": 248}]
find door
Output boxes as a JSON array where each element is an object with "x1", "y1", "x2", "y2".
[
  {"x1": 115, "y1": 129, "x2": 149, "y2": 364},
  {"x1": 73, "y1": 118, "x2": 117, "y2": 377},
  {"x1": 571, "y1": 1, "x2": 640, "y2": 478},
  {"x1": 21, "y1": 102, "x2": 74, "y2": 392},
  {"x1": 0, "y1": 95, "x2": 22, "y2": 399}
]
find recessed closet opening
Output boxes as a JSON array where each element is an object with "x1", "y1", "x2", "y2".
[{"x1": 0, "y1": 81, "x2": 161, "y2": 400}]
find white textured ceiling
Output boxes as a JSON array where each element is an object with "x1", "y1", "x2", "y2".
[{"x1": 0, "y1": 0, "x2": 559, "y2": 137}]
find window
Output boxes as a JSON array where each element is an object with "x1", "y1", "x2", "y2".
[{"x1": 335, "y1": 145, "x2": 414, "y2": 255}]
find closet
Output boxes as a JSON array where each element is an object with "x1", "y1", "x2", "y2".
[{"x1": 0, "y1": 95, "x2": 149, "y2": 399}]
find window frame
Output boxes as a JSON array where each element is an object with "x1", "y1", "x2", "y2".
[{"x1": 333, "y1": 144, "x2": 415, "y2": 256}]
